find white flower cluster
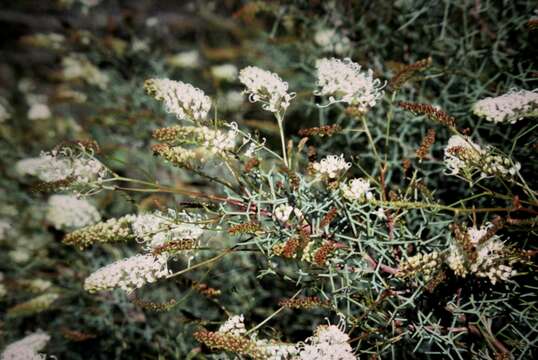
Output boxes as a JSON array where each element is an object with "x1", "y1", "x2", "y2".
[
  {"x1": 218, "y1": 314, "x2": 247, "y2": 336},
  {"x1": 211, "y1": 64, "x2": 238, "y2": 82},
  {"x1": 298, "y1": 324, "x2": 355, "y2": 360},
  {"x1": 273, "y1": 204, "x2": 304, "y2": 224},
  {"x1": 314, "y1": 28, "x2": 351, "y2": 55},
  {"x1": 84, "y1": 253, "x2": 170, "y2": 293},
  {"x1": 481, "y1": 153, "x2": 521, "y2": 178},
  {"x1": 341, "y1": 178, "x2": 373, "y2": 202},
  {"x1": 166, "y1": 50, "x2": 200, "y2": 69},
  {"x1": 446, "y1": 244, "x2": 467, "y2": 277},
  {"x1": 1, "y1": 332, "x2": 50, "y2": 360},
  {"x1": 444, "y1": 135, "x2": 520, "y2": 178},
  {"x1": 46, "y1": 195, "x2": 101, "y2": 230},
  {"x1": 258, "y1": 340, "x2": 300, "y2": 360},
  {"x1": 447, "y1": 225, "x2": 516, "y2": 284},
  {"x1": 312, "y1": 154, "x2": 351, "y2": 179},
  {"x1": 239, "y1": 66, "x2": 295, "y2": 114},
  {"x1": 131, "y1": 210, "x2": 204, "y2": 250},
  {"x1": 62, "y1": 54, "x2": 109, "y2": 89},
  {"x1": 199, "y1": 126, "x2": 237, "y2": 153},
  {"x1": 315, "y1": 58, "x2": 384, "y2": 112},
  {"x1": 472, "y1": 89, "x2": 538, "y2": 124},
  {"x1": 16, "y1": 149, "x2": 107, "y2": 187},
  {"x1": 27, "y1": 103, "x2": 52, "y2": 120},
  {"x1": 399, "y1": 252, "x2": 441, "y2": 280},
  {"x1": 145, "y1": 78, "x2": 211, "y2": 122},
  {"x1": 443, "y1": 135, "x2": 484, "y2": 175}
]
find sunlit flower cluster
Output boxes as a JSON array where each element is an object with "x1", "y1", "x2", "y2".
[
  {"x1": 144, "y1": 78, "x2": 211, "y2": 122},
  {"x1": 315, "y1": 57, "x2": 384, "y2": 112},
  {"x1": 84, "y1": 254, "x2": 170, "y2": 293},
  {"x1": 239, "y1": 66, "x2": 295, "y2": 114},
  {"x1": 46, "y1": 195, "x2": 101, "y2": 230},
  {"x1": 472, "y1": 89, "x2": 538, "y2": 124}
]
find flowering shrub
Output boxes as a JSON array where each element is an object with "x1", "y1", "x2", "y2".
[{"x1": 1, "y1": 1, "x2": 537, "y2": 359}]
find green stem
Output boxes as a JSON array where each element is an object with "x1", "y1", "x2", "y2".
[
  {"x1": 276, "y1": 113, "x2": 289, "y2": 168},
  {"x1": 361, "y1": 116, "x2": 381, "y2": 164}
]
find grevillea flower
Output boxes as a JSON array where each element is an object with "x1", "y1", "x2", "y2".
[
  {"x1": 145, "y1": 78, "x2": 211, "y2": 122},
  {"x1": 63, "y1": 215, "x2": 137, "y2": 249},
  {"x1": 444, "y1": 135, "x2": 520, "y2": 178},
  {"x1": 447, "y1": 225, "x2": 516, "y2": 284},
  {"x1": 131, "y1": 210, "x2": 204, "y2": 251},
  {"x1": 298, "y1": 324, "x2": 355, "y2": 360},
  {"x1": 84, "y1": 254, "x2": 170, "y2": 293},
  {"x1": 472, "y1": 89, "x2": 538, "y2": 124},
  {"x1": 46, "y1": 195, "x2": 101, "y2": 231},
  {"x1": 311, "y1": 154, "x2": 351, "y2": 179},
  {"x1": 218, "y1": 314, "x2": 247, "y2": 336},
  {"x1": 17, "y1": 146, "x2": 108, "y2": 192},
  {"x1": 341, "y1": 178, "x2": 373, "y2": 202},
  {"x1": 239, "y1": 66, "x2": 295, "y2": 114},
  {"x1": 315, "y1": 57, "x2": 384, "y2": 112},
  {"x1": 443, "y1": 135, "x2": 484, "y2": 175}
]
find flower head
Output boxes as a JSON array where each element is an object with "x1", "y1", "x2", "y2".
[
  {"x1": 447, "y1": 225, "x2": 516, "y2": 284},
  {"x1": 218, "y1": 314, "x2": 247, "y2": 336},
  {"x1": 443, "y1": 135, "x2": 484, "y2": 175},
  {"x1": 473, "y1": 89, "x2": 538, "y2": 124},
  {"x1": 239, "y1": 66, "x2": 295, "y2": 114},
  {"x1": 298, "y1": 324, "x2": 355, "y2": 360},
  {"x1": 18, "y1": 144, "x2": 108, "y2": 193},
  {"x1": 145, "y1": 78, "x2": 211, "y2": 122},
  {"x1": 341, "y1": 178, "x2": 373, "y2": 202},
  {"x1": 131, "y1": 210, "x2": 204, "y2": 251},
  {"x1": 311, "y1": 154, "x2": 351, "y2": 180},
  {"x1": 84, "y1": 254, "x2": 170, "y2": 293},
  {"x1": 46, "y1": 195, "x2": 101, "y2": 231},
  {"x1": 315, "y1": 57, "x2": 384, "y2": 112},
  {"x1": 444, "y1": 135, "x2": 520, "y2": 178}
]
